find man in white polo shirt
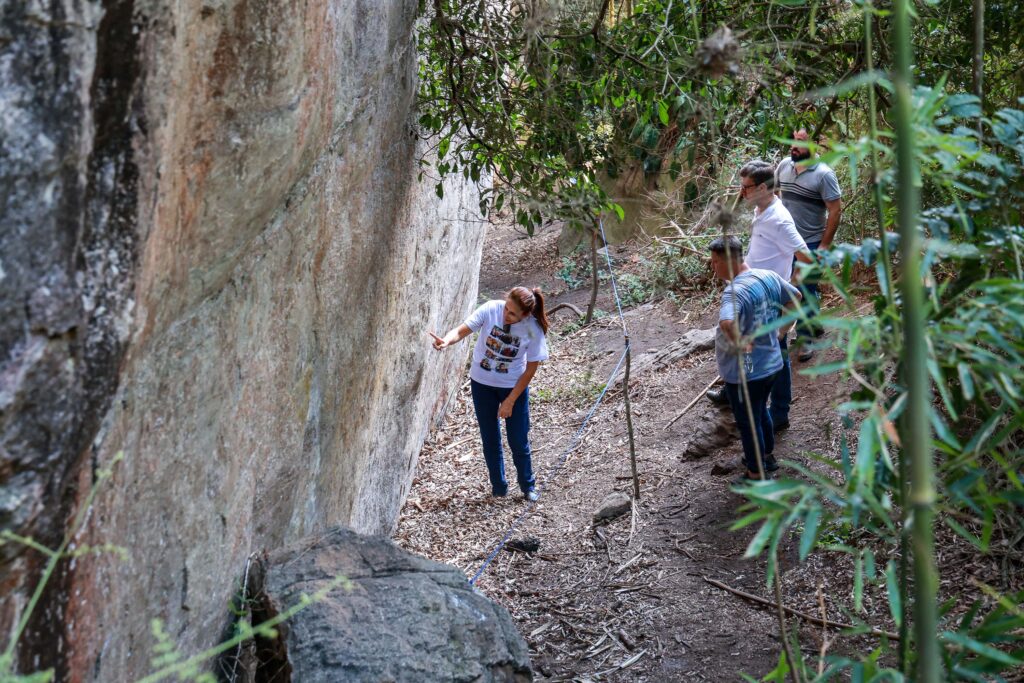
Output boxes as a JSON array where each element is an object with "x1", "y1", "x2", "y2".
[{"x1": 707, "y1": 160, "x2": 811, "y2": 433}]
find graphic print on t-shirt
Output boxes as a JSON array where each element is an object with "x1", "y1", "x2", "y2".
[{"x1": 479, "y1": 325, "x2": 523, "y2": 373}]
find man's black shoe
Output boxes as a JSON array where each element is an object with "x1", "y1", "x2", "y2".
[
  {"x1": 706, "y1": 387, "x2": 730, "y2": 406},
  {"x1": 773, "y1": 419, "x2": 790, "y2": 433}
]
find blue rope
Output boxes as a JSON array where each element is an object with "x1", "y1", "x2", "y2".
[
  {"x1": 468, "y1": 213, "x2": 632, "y2": 586},
  {"x1": 597, "y1": 218, "x2": 627, "y2": 332}
]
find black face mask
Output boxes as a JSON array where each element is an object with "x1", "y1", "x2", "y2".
[{"x1": 791, "y1": 149, "x2": 812, "y2": 163}]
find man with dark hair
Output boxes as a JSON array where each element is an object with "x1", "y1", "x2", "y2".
[
  {"x1": 707, "y1": 160, "x2": 811, "y2": 434},
  {"x1": 709, "y1": 235, "x2": 801, "y2": 480},
  {"x1": 775, "y1": 129, "x2": 843, "y2": 360}
]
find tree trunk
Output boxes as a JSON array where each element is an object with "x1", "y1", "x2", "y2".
[
  {"x1": 894, "y1": 0, "x2": 940, "y2": 677},
  {"x1": 585, "y1": 228, "x2": 599, "y2": 324}
]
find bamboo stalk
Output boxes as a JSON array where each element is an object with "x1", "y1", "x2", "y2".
[
  {"x1": 863, "y1": 3, "x2": 896, "y2": 307},
  {"x1": 893, "y1": 0, "x2": 940, "y2": 677},
  {"x1": 865, "y1": 3, "x2": 908, "y2": 669}
]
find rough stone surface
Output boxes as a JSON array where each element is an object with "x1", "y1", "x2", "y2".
[
  {"x1": 241, "y1": 527, "x2": 531, "y2": 682},
  {"x1": 0, "y1": 0, "x2": 485, "y2": 678},
  {"x1": 592, "y1": 491, "x2": 632, "y2": 524}
]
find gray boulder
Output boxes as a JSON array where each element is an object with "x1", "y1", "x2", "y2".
[
  {"x1": 593, "y1": 491, "x2": 632, "y2": 524},
  {"x1": 243, "y1": 527, "x2": 531, "y2": 682}
]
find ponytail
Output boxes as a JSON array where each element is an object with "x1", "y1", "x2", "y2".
[
  {"x1": 508, "y1": 286, "x2": 550, "y2": 335},
  {"x1": 531, "y1": 287, "x2": 549, "y2": 335}
]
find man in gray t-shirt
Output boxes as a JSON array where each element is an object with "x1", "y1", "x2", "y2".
[{"x1": 774, "y1": 129, "x2": 843, "y2": 359}]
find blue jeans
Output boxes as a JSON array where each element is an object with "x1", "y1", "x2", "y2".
[
  {"x1": 470, "y1": 380, "x2": 535, "y2": 495},
  {"x1": 725, "y1": 374, "x2": 776, "y2": 474},
  {"x1": 769, "y1": 335, "x2": 792, "y2": 424},
  {"x1": 796, "y1": 240, "x2": 821, "y2": 341}
]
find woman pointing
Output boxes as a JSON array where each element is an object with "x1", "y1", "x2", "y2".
[{"x1": 431, "y1": 287, "x2": 549, "y2": 501}]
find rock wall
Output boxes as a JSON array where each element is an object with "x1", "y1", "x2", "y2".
[{"x1": 0, "y1": 0, "x2": 484, "y2": 678}]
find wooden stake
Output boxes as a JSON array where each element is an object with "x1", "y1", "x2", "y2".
[{"x1": 624, "y1": 339, "x2": 640, "y2": 500}]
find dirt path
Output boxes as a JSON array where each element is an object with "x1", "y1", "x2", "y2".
[{"x1": 394, "y1": 221, "x2": 861, "y2": 681}]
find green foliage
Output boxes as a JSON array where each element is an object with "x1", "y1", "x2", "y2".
[
  {"x1": 641, "y1": 246, "x2": 712, "y2": 291},
  {"x1": 734, "y1": 91, "x2": 1024, "y2": 680},
  {"x1": 555, "y1": 255, "x2": 592, "y2": 290},
  {"x1": 416, "y1": 0, "x2": 870, "y2": 231},
  {"x1": 534, "y1": 366, "x2": 607, "y2": 406},
  {"x1": 614, "y1": 272, "x2": 653, "y2": 308},
  {"x1": 556, "y1": 249, "x2": 664, "y2": 307},
  {"x1": 559, "y1": 308, "x2": 609, "y2": 337}
]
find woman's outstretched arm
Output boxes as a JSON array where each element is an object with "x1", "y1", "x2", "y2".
[{"x1": 430, "y1": 324, "x2": 472, "y2": 350}]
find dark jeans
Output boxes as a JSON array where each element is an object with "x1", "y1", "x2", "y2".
[
  {"x1": 726, "y1": 374, "x2": 776, "y2": 474},
  {"x1": 470, "y1": 380, "x2": 535, "y2": 495},
  {"x1": 769, "y1": 335, "x2": 791, "y2": 424},
  {"x1": 796, "y1": 240, "x2": 822, "y2": 340}
]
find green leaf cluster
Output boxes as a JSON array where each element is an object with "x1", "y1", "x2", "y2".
[{"x1": 734, "y1": 92, "x2": 1024, "y2": 680}]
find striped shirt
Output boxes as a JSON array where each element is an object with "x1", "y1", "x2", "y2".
[{"x1": 775, "y1": 159, "x2": 841, "y2": 243}]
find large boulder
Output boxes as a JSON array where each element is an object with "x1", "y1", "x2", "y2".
[{"x1": 244, "y1": 528, "x2": 531, "y2": 682}]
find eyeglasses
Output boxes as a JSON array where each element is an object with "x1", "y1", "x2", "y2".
[{"x1": 740, "y1": 182, "x2": 758, "y2": 192}]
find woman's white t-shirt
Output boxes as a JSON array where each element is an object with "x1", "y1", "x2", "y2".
[{"x1": 464, "y1": 300, "x2": 549, "y2": 388}]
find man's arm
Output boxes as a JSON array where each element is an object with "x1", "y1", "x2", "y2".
[
  {"x1": 779, "y1": 218, "x2": 813, "y2": 279},
  {"x1": 778, "y1": 286, "x2": 803, "y2": 337},
  {"x1": 719, "y1": 318, "x2": 740, "y2": 343},
  {"x1": 819, "y1": 198, "x2": 842, "y2": 250}
]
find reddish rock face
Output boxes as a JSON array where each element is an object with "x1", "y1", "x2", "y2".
[{"x1": 1, "y1": 0, "x2": 484, "y2": 679}]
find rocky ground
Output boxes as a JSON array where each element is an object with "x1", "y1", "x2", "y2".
[{"x1": 392, "y1": 220, "x2": 949, "y2": 681}]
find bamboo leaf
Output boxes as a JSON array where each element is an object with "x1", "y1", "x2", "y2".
[
  {"x1": 854, "y1": 550, "x2": 864, "y2": 613},
  {"x1": 944, "y1": 516, "x2": 984, "y2": 550},
  {"x1": 957, "y1": 362, "x2": 975, "y2": 401},
  {"x1": 799, "y1": 506, "x2": 820, "y2": 560},
  {"x1": 941, "y1": 631, "x2": 1023, "y2": 666},
  {"x1": 885, "y1": 560, "x2": 902, "y2": 627},
  {"x1": 610, "y1": 202, "x2": 625, "y2": 222},
  {"x1": 744, "y1": 519, "x2": 777, "y2": 558}
]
